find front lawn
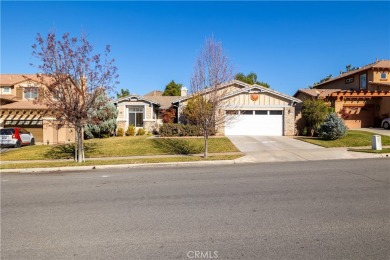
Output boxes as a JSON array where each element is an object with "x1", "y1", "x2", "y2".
[
  {"x1": 0, "y1": 136, "x2": 239, "y2": 161},
  {"x1": 296, "y1": 130, "x2": 390, "y2": 148}
]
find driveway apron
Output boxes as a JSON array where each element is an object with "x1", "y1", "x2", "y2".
[{"x1": 226, "y1": 136, "x2": 382, "y2": 163}]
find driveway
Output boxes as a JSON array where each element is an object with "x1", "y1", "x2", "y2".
[
  {"x1": 357, "y1": 128, "x2": 390, "y2": 136},
  {"x1": 227, "y1": 135, "x2": 382, "y2": 163}
]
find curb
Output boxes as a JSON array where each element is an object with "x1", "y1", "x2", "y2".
[{"x1": 1, "y1": 160, "x2": 237, "y2": 173}]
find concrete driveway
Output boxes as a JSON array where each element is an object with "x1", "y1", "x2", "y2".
[{"x1": 227, "y1": 135, "x2": 383, "y2": 163}]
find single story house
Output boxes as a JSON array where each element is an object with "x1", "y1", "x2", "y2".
[
  {"x1": 294, "y1": 59, "x2": 390, "y2": 129},
  {"x1": 0, "y1": 74, "x2": 75, "y2": 144},
  {"x1": 116, "y1": 80, "x2": 301, "y2": 136}
]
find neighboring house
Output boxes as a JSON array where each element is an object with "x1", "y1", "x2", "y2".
[
  {"x1": 0, "y1": 74, "x2": 75, "y2": 144},
  {"x1": 115, "y1": 88, "x2": 187, "y2": 132},
  {"x1": 174, "y1": 80, "x2": 300, "y2": 136},
  {"x1": 294, "y1": 59, "x2": 390, "y2": 129},
  {"x1": 116, "y1": 80, "x2": 300, "y2": 136}
]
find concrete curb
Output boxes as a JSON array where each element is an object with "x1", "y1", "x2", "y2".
[{"x1": 1, "y1": 160, "x2": 237, "y2": 173}]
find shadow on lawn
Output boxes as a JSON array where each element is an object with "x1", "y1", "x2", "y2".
[
  {"x1": 43, "y1": 143, "x2": 99, "y2": 159},
  {"x1": 151, "y1": 138, "x2": 203, "y2": 155}
]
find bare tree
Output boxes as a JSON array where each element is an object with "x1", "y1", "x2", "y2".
[
  {"x1": 189, "y1": 36, "x2": 234, "y2": 158},
  {"x1": 32, "y1": 32, "x2": 118, "y2": 162}
]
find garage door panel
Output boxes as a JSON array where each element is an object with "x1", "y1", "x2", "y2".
[{"x1": 225, "y1": 112, "x2": 283, "y2": 136}]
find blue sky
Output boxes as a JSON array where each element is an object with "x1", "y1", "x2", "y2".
[{"x1": 1, "y1": 1, "x2": 389, "y2": 96}]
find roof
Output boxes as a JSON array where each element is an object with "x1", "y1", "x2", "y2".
[
  {"x1": 313, "y1": 60, "x2": 390, "y2": 88},
  {"x1": 144, "y1": 90, "x2": 163, "y2": 96},
  {"x1": 116, "y1": 94, "x2": 180, "y2": 109},
  {"x1": 0, "y1": 94, "x2": 17, "y2": 101},
  {"x1": 293, "y1": 89, "x2": 341, "y2": 99},
  {"x1": 0, "y1": 74, "x2": 53, "y2": 86},
  {"x1": 0, "y1": 100, "x2": 47, "y2": 110},
  {"x1": 172, "y1": 80, "x2": 301, "y2": 104},
  {"x1": 369, "y1": 81, "x2": 390, "y2": 87}
]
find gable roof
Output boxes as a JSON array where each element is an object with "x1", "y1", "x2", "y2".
[
  {"x1": 144, "y1": 90, "x2": 163, "y2": 96},
  {"x1": 0, "y1": 74, "x2": 53, "y2": 86},
  {"x1": 172, "y1": 80, "x2": 301, "y2": 104},
  {"x1": 313, "y1": 60, "x2": 390, "y2": 88},
  {"x1": 116, "y1": 94, "x2": 180, "y2": 109},
  {"x1": 293, "y1": 89, "x2": 341, "y2": 99}
]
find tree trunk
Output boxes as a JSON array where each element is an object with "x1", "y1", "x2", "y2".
[
  {"x1": 75, "y1": 125, "x2": 85, "y2": 163},
  {"x1": 203, "y1": 131, "x2": 208, "y2": 158}
]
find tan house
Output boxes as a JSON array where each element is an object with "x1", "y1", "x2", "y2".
[
  {"x1": 115, "y1": 89, "x2": 185, "y2": 132},
  {"x1": 294, "y1": 59, "x2": 390, "y2": 129},
  {"x1": 0, "y1": 74, "x2": 75, "y2": 144}
]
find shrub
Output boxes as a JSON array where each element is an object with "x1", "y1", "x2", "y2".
[
  {"x1": 125, "y1": 125, "x2": 136, "y2": 136},
  {"x1": 318, "y1": 113, "x2": 348, "y2": 140},
  {"x1": 301, "y1": 99, "x2": 330, "y2": 136},
  {"x1": 159, "y1": 123, "x2": 202, "y2": 137},
  {"x1": 137, "y1": 128, "x2": 146, "y2": 136},
  {"x1": 117, "y1": 127, "x2": 124, "y2": 137}
]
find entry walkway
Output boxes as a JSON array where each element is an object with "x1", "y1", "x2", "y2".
[{"x1": 227, "y1": 136, "x2": 388, "y2": 163}]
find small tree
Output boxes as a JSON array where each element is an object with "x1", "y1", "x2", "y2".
[
  {"x1": 84, "y1": 91, "x2": 118, "y2": 139},
  {"x1": 301, "y1": 99, "x2": 330, "y2": 136},
  {"x1": 190, "y1": 36, "x2": 234, "y2": 158},
  {"x1": 161, "y1": 108, "x2": 176, "y2": 123},
  {"x1": 318, "y1": 113, "x2": 348, "y2": 140},
  {"x1": 162, "y1": 80, "x2": 182, "y2": 96},
  {"x1": 32, "y1": 32, "x2": 118, "y2": 162},
  {"x1": 126, "y1": 125, "x2": 136, "y2": 136},
  {"x1": 116, "y1": 88, "x2": 130, "y2": 98}
]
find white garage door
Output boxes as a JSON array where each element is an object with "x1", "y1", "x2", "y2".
[{"x1": 225, "y1": 110, "x2": 283, "y2": 136}]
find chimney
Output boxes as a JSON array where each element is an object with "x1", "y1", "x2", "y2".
[{"x1": 181, "y1": 86, "x2": 187, "y2": 97}]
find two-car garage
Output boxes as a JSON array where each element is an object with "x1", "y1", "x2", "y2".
[{"x1": 225, "y1": 110, "x2": 284, "y2": 136}]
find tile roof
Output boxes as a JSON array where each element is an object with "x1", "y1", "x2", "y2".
[
  {"x1": 144, "y1": 90, "x2": 163, "y2": 96},
  {"x1": 313, "y1": 60, "x2": 390, "y2": 88},
  {"x1": 0, "y1": 101, "x2": 47, "y2": 110},
  {"x1": 145, "y1": 96, "x2": 181, "y2": 109},
  {"x1": 0, "y1": 74, "x2": 53, "y2": 86},
  {"x1": 295, "y1": 89, "x2": 341, "y2": 98},
  {"x1": 0, "y1": 94, "x2": 17, "y2": 101}
]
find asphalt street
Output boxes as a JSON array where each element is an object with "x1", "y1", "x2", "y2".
[{"x1": 1, "y1": 159, "x2": 389, "y2": 259}]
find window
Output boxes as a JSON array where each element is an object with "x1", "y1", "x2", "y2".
[
  {"x1": 1, "y1": 87, "x2": 11, "y2": 94},
  {"x1": 345, "y1": 77, "x2": 354, "y2": 84},
  {"x1": 359, "y1": 74, "x2": 367, "y2": 90},
  {"x1": 381, "y1": 73, "x2": 387, "y2": 80},
  {"x1": 128, "y1": 107, "x2": 144, "y2": 127},
  {"x1": 240, "y1": 110, "x2": 254, "y2": 115},
  {"x1": 269, "y1": 110, "x2": 283, "y2": 115},
  {"x1": 24, "y1": 87, "x2": 38, "y2": 99},
  {"x1": 226, "y1": 110, "x2": 238, "y2": 115},
  {"x1": 255, "y1": 110, "x2": 268, "y2": 115}
]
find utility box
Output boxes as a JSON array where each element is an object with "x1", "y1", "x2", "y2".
[{"x1": 372, "y1": 135, "x2": 382, "y2": 150}]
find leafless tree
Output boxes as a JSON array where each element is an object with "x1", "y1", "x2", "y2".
[
  {"x1": 189, "y1": 36, "x2": 234, "y2": 158},
  {"x1": 32, "y1": 32, "x2": 118, "y2": 162}
]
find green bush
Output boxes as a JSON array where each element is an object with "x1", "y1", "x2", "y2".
[
  {"x1": 117, "y1": 128, "x2": 124, "y2": 137},
  {"x1": 318, "y1": 113, "x2": 348, "y2": 140},
  {"x1": 159, "y1": 123, "x2": 202, "y2": 137},
  {"x1": 125, "y1": 125, "x2": 136, "y2": 136},
  {"x1": 137, "y1": 128, "x2": 146, "y2": 136}
]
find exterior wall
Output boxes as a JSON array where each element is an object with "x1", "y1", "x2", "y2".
[
  {"x1": 116, "y1": 100, "x2": 158, "y2": 133},
  {"x1": 283, "y1": 107, "x2": 296, "y2": 136},
  {"x1": 379, "y1": 97, "x2": 390, "y2": 117},
  {"x1": 42, "y1": 119, "x2": 75, "y2": 145},
  {"x1": 224, "y1": 92, "x2": 290, "y2": 108}
]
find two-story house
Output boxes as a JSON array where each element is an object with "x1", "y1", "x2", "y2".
[
  {"x1": 0, "y1": 74, "x2": 75, "y2": 144},
  {"x1": 294, "y1": 59, "x2": 390, "y2": 129}
]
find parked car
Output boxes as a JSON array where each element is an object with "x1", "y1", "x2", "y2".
[
  {"x1": 0, "y1": 128, "x2": 35, "y2": 148},
  {"x1": 382, "y1": 118, "x2": 390, "y2": 130}
]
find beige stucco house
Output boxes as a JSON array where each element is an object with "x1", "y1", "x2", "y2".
[
  {"x1": 116, "y1": 80, "x2": 301, "y2": 136},
  {"x1": 0, "y1": 74, "x2": 75, "y2": 144},
  {"x1": 294, "y1": 59, "x2": 390, "y2": 129}
]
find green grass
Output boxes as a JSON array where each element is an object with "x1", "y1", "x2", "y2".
[
  {"x1": 296, "y1": 130, "x2": 390, "y2": 148},
  {"x1": 348, "y1": 148, "x2": 390, "y2": 154},
  {"x1": 0, "y1": 155, "x2": 242, "y2": 170},
  {"x1": 0, "y1": 136, "x2": 239, "y2": 161}
]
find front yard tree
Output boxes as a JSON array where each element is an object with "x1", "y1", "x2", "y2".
[
  {"x1": 32, "y1": 32, "x2": 118, "y2": 162},
  {"x1": 190, "y1": 36, "x2": 234, "y2": 158},
  {"x1": 84, "y1": 91, "x2": 118, "y2": 139},
  {"x1": 116, "y1": 88, "x2": 130, "y2": 98},
  {"x1": 235, "y1": 72, "x2": 270, "y2": 88},
  {"x1": 162, "y1": 80, "x2": 182, "y2": 96},
  {"x1": 301, "y1": 99, "x2": 330, "y2": 136}
]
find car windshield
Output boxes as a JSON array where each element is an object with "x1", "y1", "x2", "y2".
[{"x1": 0, "y1": 129, "x2": 14, "y2": 135}]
